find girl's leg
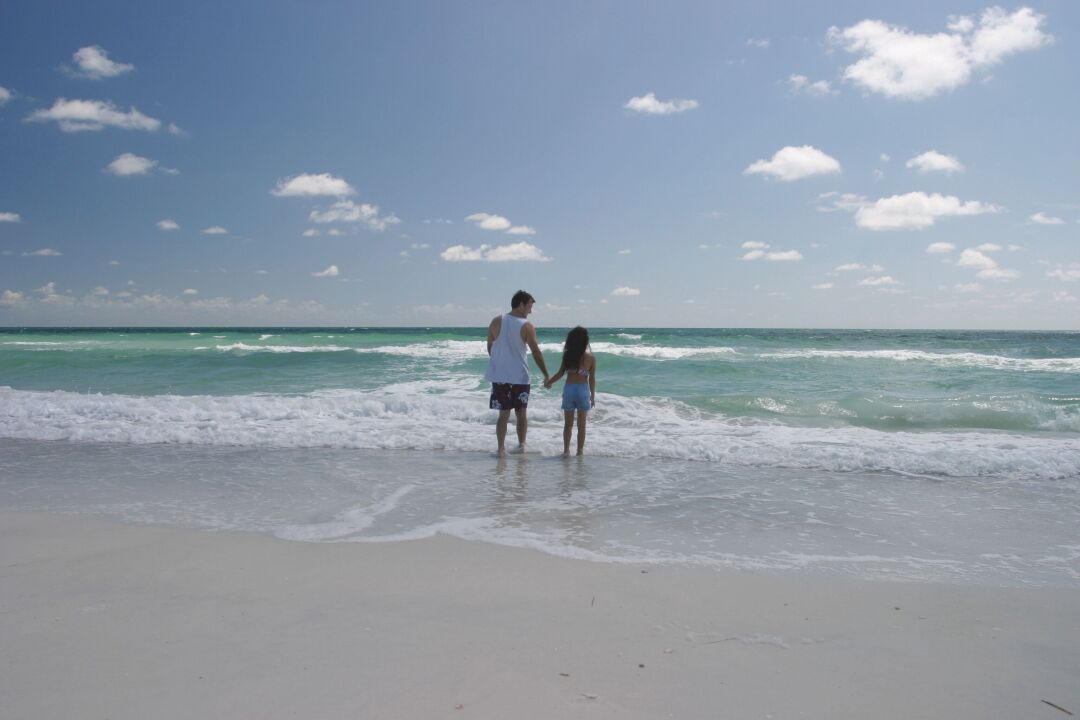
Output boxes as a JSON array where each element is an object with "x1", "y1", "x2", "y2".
[
  {"x1": 563, "y1": 411, "x2": 574, "y2": 456},
  {"x1": 576, "y1": 411, "x2": 587, "y2": 455}
]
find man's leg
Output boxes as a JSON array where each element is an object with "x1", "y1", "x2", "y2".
[
  {"x1": 496, "y1": 409, "x2": 511, "y2": 457},
  {"x1": 514, "y1": 407, "x2": 528, "y2": 449}
]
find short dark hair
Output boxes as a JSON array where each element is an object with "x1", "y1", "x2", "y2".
[{"x1": 511, "y1": 290, "x2": 535, "y2": 309}]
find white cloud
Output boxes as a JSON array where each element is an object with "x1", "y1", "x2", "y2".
[
  {"x1": 880, "y1": 153, "x2": 891, "y2": 162},
  {"x1": 0, "y1": 86, "x2": 11, "y2": 105},
  {"x1": 976, "y1": 242, "x2": 1002, "y2": 252},
  {"x1": 788, "y1": 74, "x2": 836, "y2": 96},
  {"x1": 926, "y1": 242, "x2": 956, "y2": 254},
  {"x1": 312, "y1": 265, "x2": 339, "y2": 277},
  {"x1": 906, "y1": 150, "x2": 964, "y2": 174},
  {"x1": 309, "y1": 200, "x2": 400, "y2": 231},
  {"x1": 182, "y1": 288, "x2": 198, "y2": 295},
  {"x1": 506, "y1": 225, "x2": 536, "y2": 235},
  {"x1": 1047, "y1": 263, "x2": 1080, "y2": 282},
  {"x1": 611, "y1": 286, "x2": 641, "y2": 296},
  {"x1": 618, "y1": 249, "x2": 632, "y2": 255},
  {"x1": 812, "y1": 282, "x2": 834, "y2": 290},
  {"x1": 156, "y1": 218, "x2": 180, "y2": 231},
  {"x1": 1029, "y1": 211, "x2": 1064, "y2": 225},
  {"x1": 747, "y1": 38, "x2": 771, "y2": 48},
  {"x1": 624, "y1": 92, "x2": 699, "y2": 115},
  {"x1": 765, "y1": 250, "x2": 803, "y2": 262},
  {"x1": 953, "y1": 282, "x2": 983, "y2": 293},
  {"x1": 828, "y1": 7, "x2": 1053, "y2": 101},
  {"x1": 91, "y1": 287, "x2": 109, "y2": 296},
  {"x1": 1, "y1": 290, "x2": 24, "y2": 305},
  {"x1": 742, "y1": 244, "x2": 803, "y2": 262},
  {"x1": 0, "y1": 212, "x2": 21, "y2": 223},
  {"x1": 302, "y1": 229, "x2": 319, "y2": 237},
  {"x1": 957, "y1": 247, "x2": 1018, "y2": 280},
  {"x1": 109, "y1": 260, "x2": 120, "y2": 266},
  {"x1": 22, "y1": 248, "x2": 62, "y2": 256},
  {"x1": 105, "y1": 152, "x2": 157, "y2": 176},
  {"x1": 202, "y1": 226, "x2": 228, "y2": 235},
  {"x1": 69, "y1": 45, "x2": 134, "y2": 80},
  {"x1": 27, "y1": 98, "x2": 161, "y2": 132},
  {"x1": 835, "y1": 262, "x2": 885, "y2": 272},
  {"x1": 744, "y1": 145, "x2": 841, "y2": 182},
  {"x1": 854, "y1": 192, "x2": 999, "y2": 230},
  {"x1": 271, "y1": 173, "x2": 355, "y2": 198},
  {"x1": 858, "y1": 275, "x2": 899, "y2": 286},
  {"x1": 465, "y1": 213, "x2": 511, "y2": 231},
  {"x1": 1053, "y1": 290, "x2": 1079, "y2": 304},
  {"x1": 35, "y1": 282, "x2": 57, "y2": 296},
  {"x1": 327, "y1": 228, "x2": 343, "y2": 236},
  {"x1": 440, "y1": 242, "x2": 551, "y2": 263}
]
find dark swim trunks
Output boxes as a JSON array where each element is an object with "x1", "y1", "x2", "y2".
[{"x1": 490, "y1": 383, "x2": 531, "y2": 411}]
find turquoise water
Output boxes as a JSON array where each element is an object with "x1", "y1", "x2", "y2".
[{"x1": 2, "y1": 327, "x2": 1078, "y2": 586}]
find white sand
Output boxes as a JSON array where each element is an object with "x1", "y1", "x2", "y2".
[{"x1": 2, "y1": 509, "x2": 1077, "y2": 719}]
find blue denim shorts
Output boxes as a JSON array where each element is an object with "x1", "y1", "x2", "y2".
[{"x1": 561, "y1": 383, "x2": 591, "y2": 412}]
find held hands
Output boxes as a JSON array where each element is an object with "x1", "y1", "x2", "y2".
[{"x1": 543, "y1": 376, "x2": 554, "y2": 389}]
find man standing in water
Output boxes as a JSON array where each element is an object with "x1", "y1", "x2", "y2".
[{"x1": 486, "y1": 290, "x2": 550, "y2": 456}]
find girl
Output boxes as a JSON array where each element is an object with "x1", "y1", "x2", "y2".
[{"x1": 545, "y1": 326, "x2": 596, "y2": 456}]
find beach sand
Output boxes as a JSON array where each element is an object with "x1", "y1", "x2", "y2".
[{"x1": 2, "y1": 509, "x2": 1077, "y2": 719}]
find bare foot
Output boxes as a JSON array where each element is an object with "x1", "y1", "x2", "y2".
[
  {"x1": 561, "y1": 450, "x2": 571, "y2": 458},
  {"x1": 508, "y1": 444, "x2": 526, "y2": 455},
  {"x1": 497, "y1": 447, "x2": 507, "y2": 458}
]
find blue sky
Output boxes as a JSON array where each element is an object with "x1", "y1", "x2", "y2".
[{"x1": 1, "y1": 1, "x2": 1077, "y2": 328}]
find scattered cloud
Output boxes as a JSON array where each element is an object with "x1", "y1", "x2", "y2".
[
  {"x1": 440, "y1": 242, "x2": 551, "y2": 263},
  {"x1": 312, "y1": 265, "x2": 339, "y2": 277},
  {"x1": 271, "y1": 173, "x2": 355, "y2": 198},
  {"x1": 812, "y1": 282, "x2": 835, "y2": 290},
  {"x1": 854, "y1": 192, "x2": 999, "y2": 230},
  {"x1": 1047, "y1": 263, "x2": 1080, "y2": 282},
  {"x1": 465, "y1": 212, "x2": 536, "y2": 237},
  {"x1": 976, "y1": 242, "x2": 1002, "y2": 252},
  {"x1": 816, "y1": 192, "x2": 867, "y2": 212},
  {"x1": 1053, "y1": 290, "x2": 1079, "y2": 304},
  {"x1": 828, "y1": 7, "x2": 1053, "y2": 101},
  {"x1": 624, "y1": 92, "x2": 699, "y2": 115},
  {"x1": 858, "y1": 275, "x2": 899, "y2": 286},
  {"x1": 835, "y1": 263, "x2": 884, "y2": 272},
  {"x1": 182, "y1": 288, "x2": 198, "y2": 295},
  {"x1": 1029, "y1": 211, "x2": 1064, "y2": 225},
  {"x1": 156, "y1": 219, "x2": 180, "y2": 231},
  {"x1": 0, "y1": 212, "x2": 22, "y2": 223},
  {"x1": 1, "y1": 290, "x2": 25, "y2": 305},
  {"x1": 745, "y1": 145, "x2": 841, "y2": 182},
  {"x1": 926, "y1": 242, "x2": 956, "y2": 254},
  {"x1": 953, "y1": 282, "x2": 983, "y2": 293},
  {"x1": 109, "y1": 260, "x2": 120, "y2": 266},
  {"x1": 68, "y1": 45, "x2": 134, "y2": 80},
  {"x1": 740, "y1": 242, "x2": 803, "y2": 261},
  {"x1": 787, "y1": 74, "x2": 836, "y2": 96},
  {"x1": 506, "y1": 225, "x2": 536, "y2": 235},
  {"x1": 957, "y1": 247, "x2": 1018, "y2": 280},
  {"x1": 309, "y1": 200, "x2": 400, "y2": 231},
  {"x1": 747, "y1": 38, "x2": 771, "y2": 48},
  {"x1": 618, "y1": 249, "x2": 632, "y2": 255},
  {"x1": 22, "y1": 248, "x2": 62, "y2": 256},
  {"x1": 202, "y1": 226, "x2": 228, "y2": 235},
  {"x1": 104, "y1": 152, "x2": 157, "y2": 176},
  {"x1": 906, "y1": 150, "x2": 964, "y2": 174},
  {"x1": 0, "y1": 86, "x2": 11, "y2": 105},
  {"x1": 880, "y1": 153, "x2": 891, "y2": 162},
  {"x1": 302, "y1": 229, "x2": 319, "y2": 237},
  {"x1": 611, "y1": 286, "x2": 641, "y2": 296},
  {"x1": 26, "y1": 98, "x2": 161, "y2": 132}
]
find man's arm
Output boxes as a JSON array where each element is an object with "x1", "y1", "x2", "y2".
[
  {"x1": 486, "y1": 316, "x2": 501, "y2": 355},
  {"x1": 522, "y1": 322, "x2": 550, "y2": 380}
]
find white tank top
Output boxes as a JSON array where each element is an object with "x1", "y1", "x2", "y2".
[{"x1": 485, "y1": 313, "x2": 530, "y2": 384}]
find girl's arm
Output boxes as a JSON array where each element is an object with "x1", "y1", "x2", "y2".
[
  {"x1": 588, "y1": 353, "x2": 596, "y2": 405},
  {"x1": 545, "y1": 365, "x2": 565, "y2": 388}
]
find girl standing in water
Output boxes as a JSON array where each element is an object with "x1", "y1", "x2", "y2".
[{"x1": 545, "y1": 326, "x2": 596, "y2": 457}]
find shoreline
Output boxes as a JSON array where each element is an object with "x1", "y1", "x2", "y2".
[{"x1": 2, "y1": 509, "x2": 1077, "y2": 719}]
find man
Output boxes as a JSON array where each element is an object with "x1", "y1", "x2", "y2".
[{"x1": 485, "y1": 290, "x2": 550, "y2": 456}]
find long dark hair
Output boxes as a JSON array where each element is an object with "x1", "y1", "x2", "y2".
[{"x1": 560, "y1": 326, "x2": 590, "y2": 373}]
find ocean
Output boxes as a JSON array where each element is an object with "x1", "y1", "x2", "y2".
[{"x1": 2, "y1": 327, "x2": 1078, "y2": 587}]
